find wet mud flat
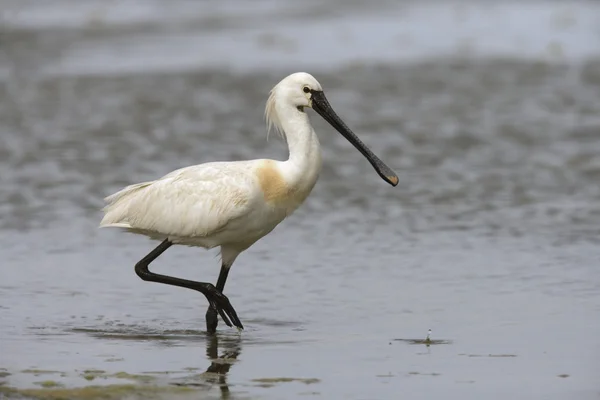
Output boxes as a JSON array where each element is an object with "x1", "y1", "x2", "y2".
[
  {"x1": 1, "y1": 59, "x2": 599, "y2": 399},
  {"x1": 1, "y1": 308, "x2": 594, "y2": 400},
  {"x1": 1, "y1": 1, "x2": 600, "y2": 397}
]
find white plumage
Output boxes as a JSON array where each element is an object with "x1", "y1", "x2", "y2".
[
  {"x1": 100, "y1": 72, "x2": 397, "y2": 332},
  {"x1": 103, "y1": 164, "x2": 255, "y2": 244},
  {"x1": 101, "y1": 157, "x2": 316, "y2": 265}
]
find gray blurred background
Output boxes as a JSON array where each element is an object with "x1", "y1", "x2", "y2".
[{"x1": 1, "y1": 1, "x2": 599, "y2": 399}]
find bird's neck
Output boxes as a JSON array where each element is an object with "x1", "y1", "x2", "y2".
[{"x1": 277, "y1": 105, "x2": 322, "y2": 193}]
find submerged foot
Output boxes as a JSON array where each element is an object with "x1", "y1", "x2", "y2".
[
  {"x1": 206, "y1": 306, "x2": 219, "y2": 334},
  {"x1": 201, "y1": 284, "x2": 243, "y2": 331}
]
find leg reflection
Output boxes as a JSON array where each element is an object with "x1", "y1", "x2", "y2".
[{"x1": 204, "y1": 333, "x2": 241, "y2": 398}]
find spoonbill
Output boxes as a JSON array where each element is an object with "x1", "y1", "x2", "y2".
[{"x1": 100, "y1": 72, "x2": 398, "y2": 333}]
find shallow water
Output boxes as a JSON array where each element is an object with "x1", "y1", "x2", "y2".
[{"x1": 1, "y1": 1, "x2": 600, "y2": 399}]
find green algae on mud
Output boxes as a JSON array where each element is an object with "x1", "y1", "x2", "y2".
[
  {"x1": 251, "y1": 377, "x2": 320, "y2": 384},
  {"x1": 21, "y1": 369, "x2": 63, "y2": 376},
  {"x1": 77, "y1": 370, "x2": 158, "y2": 383},
  {"x1": 251, "y1": 377, "x2": 320, "y2": 388},
  {"x1": 111, "y1": 372, "x2": 157, "y2": 383},
  {"x1": 0, "y1": 369, "x2": 9, "y2": 387},
  {"x1": 33, "y1": 380, "x2": 64, "y2": 388},
  {"x1": 0, "y1": 384, "x2": 199, "y2": 400},
  {"x1": 34, "y1": 381, "x2": 64, "y2": 388}
]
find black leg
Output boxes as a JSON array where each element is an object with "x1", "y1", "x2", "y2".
[
  {"x1": 206, "y1": 264, "x2": 231, "y2": 334},
  {"x1": 135, "y1": 239, "x2": 243, "y2": 330}
]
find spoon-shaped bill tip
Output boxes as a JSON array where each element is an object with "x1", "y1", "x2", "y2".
[{"x1": 311, "y1": 90, "x2": 399, "y2": 188}]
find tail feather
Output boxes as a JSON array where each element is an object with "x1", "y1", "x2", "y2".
[{"x1": 100, "y1": 181, "x2": 154, "y2": 228}]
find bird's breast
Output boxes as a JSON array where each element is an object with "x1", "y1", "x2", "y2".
[{"x1": 255, "y1": 160, "x2": 318, "y2": 213}]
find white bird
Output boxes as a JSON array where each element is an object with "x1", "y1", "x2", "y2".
[{"x1": 100, "y1": 72, "x2": 398, "y2": 333}]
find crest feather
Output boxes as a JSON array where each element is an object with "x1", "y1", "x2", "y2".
[{"x1": 265, "y1": 89, "x2": 286, "y2": 141}]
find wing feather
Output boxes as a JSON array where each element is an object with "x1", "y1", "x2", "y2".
[{"x1": 100, "y1": 162, "x2": 257, "y2": 238}]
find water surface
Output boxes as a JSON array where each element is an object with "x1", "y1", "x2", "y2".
[{"x1": 1, "y1": 1, "x2": 599, "y2": 399}]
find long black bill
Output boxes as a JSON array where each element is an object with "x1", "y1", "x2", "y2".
[{"x1": 311, "y1": 90, "x2": 398, "y2": 187}]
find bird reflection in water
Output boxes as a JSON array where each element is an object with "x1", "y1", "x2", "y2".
[{"x1": 203, "y1": 333, "x2": 241, "y2": 398}]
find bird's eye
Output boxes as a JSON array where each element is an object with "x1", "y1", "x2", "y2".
[{"x1": 303, "y1": 86, "x2": 310, "y2": 94}]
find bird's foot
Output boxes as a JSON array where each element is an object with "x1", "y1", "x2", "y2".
[
  {"x1": 206, "y1": 306, "x2": 219, "y2": 334},
  {"x1": 201, "y1": 284, "x2": 243, "y2": 331}
]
